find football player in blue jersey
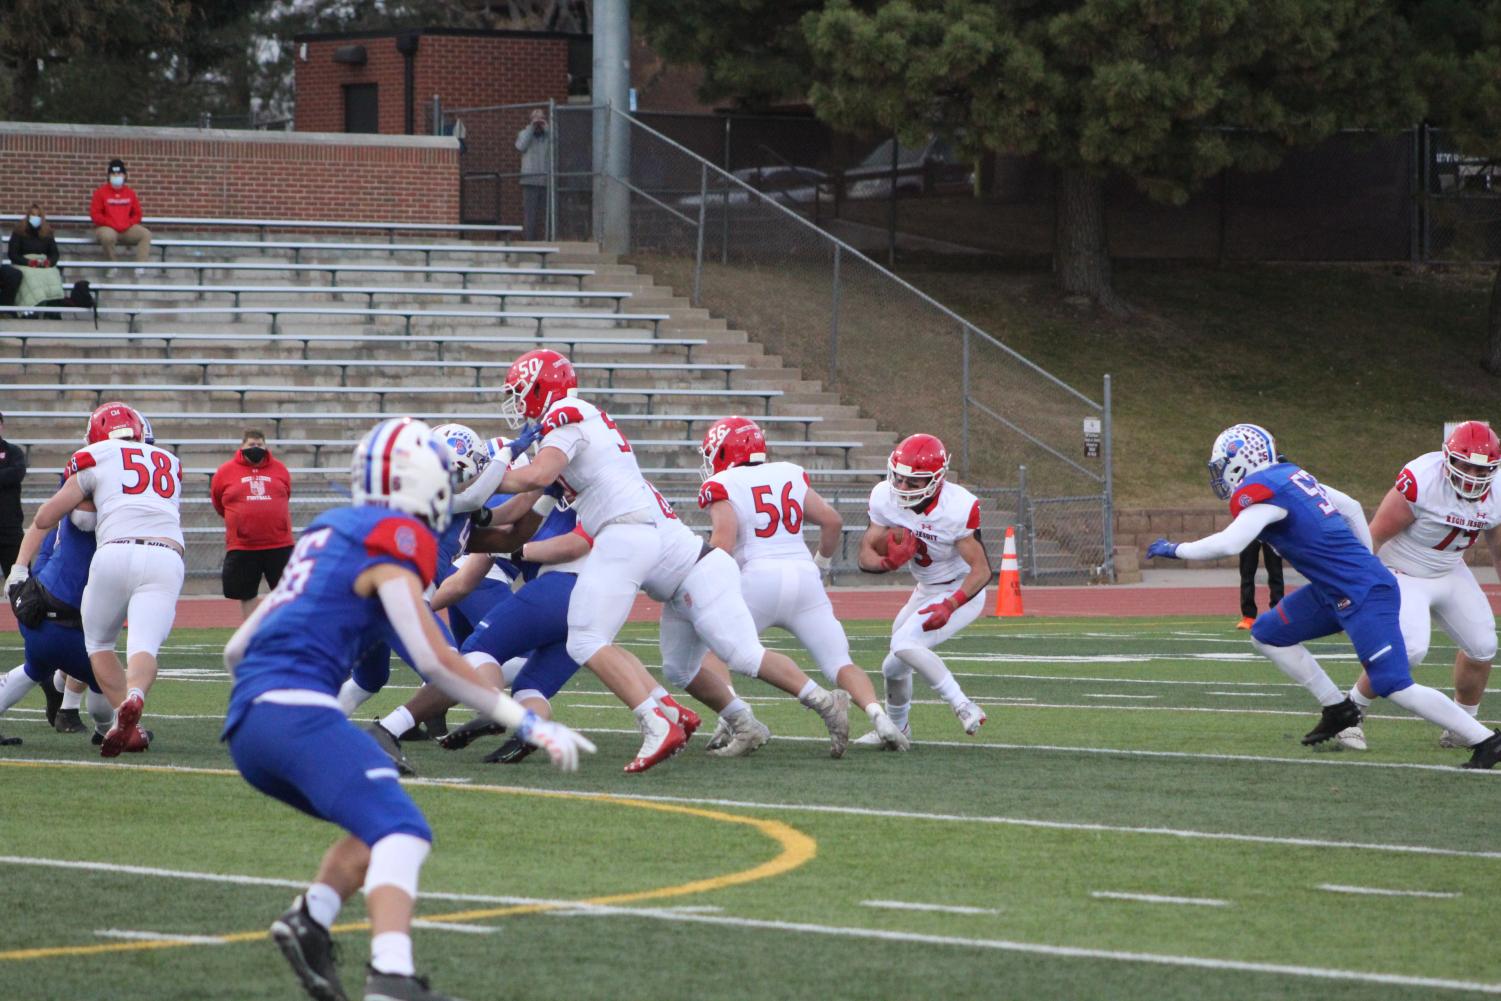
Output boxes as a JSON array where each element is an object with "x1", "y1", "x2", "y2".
[
  {"x1": 223, "y1": 418, "x2": 593, "y2": 1001},
  {"x1": 1148, "y1": 424, "x2": 1501, "y2": 769},
  {"x1": 2, "y1": 481, "x2": 122, "y2": 745}
]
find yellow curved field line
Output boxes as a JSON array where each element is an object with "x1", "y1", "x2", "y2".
[{"x1": 0, "y1": 759, "x2": 817, "y2": 962}]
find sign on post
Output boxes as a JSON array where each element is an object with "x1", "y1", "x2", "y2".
[{"x1": 1083, "y1": 417, "x2": 1102, "y2": 459}]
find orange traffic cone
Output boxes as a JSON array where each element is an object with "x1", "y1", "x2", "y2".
[{"x1": 995, "y1": 525, "x2": 1024, "y2": 617}]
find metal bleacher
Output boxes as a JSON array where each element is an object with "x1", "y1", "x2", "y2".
[{"x1": 2, "y1": 219, "x2": 897, "y2": 589}]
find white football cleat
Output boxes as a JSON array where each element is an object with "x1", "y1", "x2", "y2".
[
  {"x1": 955, "y1": 700, "x2": 987, "y2": 735},
  {"x1": 872, "y1": 711, "x2": 912, "y2": 751},
  {"x1": 805, "y1": 689, "x2": 851, "y2": 758},
  {"x1": 854, "y1": 719, "x2": 912, "y2": 750},
  {"x1": 706, "y1": 709, "x2": 771, "y2": 758},
  {"x1": 704, "y1": 715, "x2": 732, "y2": 752},
  {"x1": 1335, "y1": 725, "x2": 1367, "y2": 751}
]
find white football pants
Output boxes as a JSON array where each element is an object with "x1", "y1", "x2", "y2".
[{"x1": 81, "y1": 542, "x2": 184, "y2": 658}]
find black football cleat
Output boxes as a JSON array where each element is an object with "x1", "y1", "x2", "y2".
[
  {"x1": 437, "y1": 716, "x2": 505, "y2": 751},
  {"x1": 363, "y1": 966, "x2": 466, "y2": 1001},
  {"x1": 482, "y1": 736, "x2": 535, "y2": 765},
  {"x1": 424, "y1": 711, "x2": 449, "y2": 740},
  {"x1": 54, "y1": 707, "x2": 86, "y2": 734},
  {"x1": 1301, "y1": 697, "x2": 1363, "y2": 746},
  {"x1": 271, "y1": 896, "x2": 348, "y2": 1001},
  {"x1": 43, "y1": 679, "x2": 64, "y2": 728},
  {"x1": 0, "y1": 731, "x2": 20, "y2": 747},
  {"x1": 1461, "y1": 730, "x2": 1501, "y2": 770},
  {"x1": 364, "y1": 722, "x2": 416, "y2": 777},
  {"x1": 91, "y1": 725, "x2": 108, "y2": 745}
]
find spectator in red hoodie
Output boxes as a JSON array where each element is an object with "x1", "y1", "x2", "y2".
[
  {"x1": 89, "y1": 159, "x2": 152, "y2": 268},
  {"x1": 211, "y1": 429, "x2": 293, "y2": 620}
]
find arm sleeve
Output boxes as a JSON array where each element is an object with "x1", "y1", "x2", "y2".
[
  {"x1": 1323, "y1": 485, "x2": 1373, "y2": 551},
  {"x1": 44, "y1": 236, "x2": 59, "y2": 266},
  {"x1": 210, "y1": 467, "x2": 228, "y2": 516},
  {"x1": 128, "y1": 193, "x2": 142, "y2": 227},
  {"x1": 515, "y1": 128, "x2": 534, "y2": 152},
  {"x1": 452, "y1": 445, "x2": 514, "y2": 513},
  {"x1": 376, "y1": 577, "x2": 525, "y2": 728},
  {"x1": 698, "y1": 480, "x2": 729, "y2": 509},
  {"x1": 6, "y1": 232, "x2": 19, "y2": 266},
  {"x1": 89, "y1": 189, "x2": 107, "y2": 227},
  {"x1": 867, "y1": 485, "x2": 892, "y2": 528},
  {"x1": 1174, "y1": 504, "x2": 1287, "y2": 561},
  {"x1": 363, "y1": 517, "x2": 439, "y2": 586}
]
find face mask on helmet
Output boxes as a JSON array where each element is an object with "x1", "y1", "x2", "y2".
[
  {"x1": 699, "y1": 417, "x2": 767, "y2": 480},
  {"x1": 1207, "y1": 424, "x2": 1277, "y2": 500},
  {"x1": 500, "y1": 350, "x2": 576, "y2": 428},
  {"x1": 887, "y1": 433, "x2": 949, "y2": 508},
  {"x1": 432, "y1": 423, "x2": 489, "y2": 487}
]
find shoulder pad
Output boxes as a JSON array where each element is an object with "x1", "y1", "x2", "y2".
[
  {"x1": 1395, "y1": 466, "x2": 1418, "y2": 503},
  {"x1": 1229, "y1": 481, "x2": 1276, "y2": 517},
  {"x1": 364, "y1": 515, "x2": 439, "y2": 587},
  {"x1": 699, "y1": 479, "x2": 729, "y2": 509}
]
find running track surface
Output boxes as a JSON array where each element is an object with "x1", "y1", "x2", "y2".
[{"x1": 5, "y1": 585, "x2": 1497, "y2": 631}]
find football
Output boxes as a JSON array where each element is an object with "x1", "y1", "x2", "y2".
[{"x1": 875, "y1": 527, "x2": 906, "y2": 555}]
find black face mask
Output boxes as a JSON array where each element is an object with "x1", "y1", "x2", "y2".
[{"x1": 241, "y1": 446, "x2": 268, "y2": 465}]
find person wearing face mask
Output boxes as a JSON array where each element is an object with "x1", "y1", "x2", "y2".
[
  {"x1": 8, "y1": 204, "x2": 64, "y2": 311},
  {"x1": 89, "y1": 159, "x2": 152, "y2": 269},
  {"x1": 211, "y1": 430, "x2": 294, "y2": 621}
]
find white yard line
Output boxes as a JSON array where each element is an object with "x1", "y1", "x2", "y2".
[
  {"x1": 410, "y1": 919, "x2": 498, "y2": 934},
  {"x1": 1082, "y1": 693, "x2": 1158, "y2": 700},
  {"x1": 1090, "y1": 891, "x2": 1229, "y2": 907},
  {"x1": 94, "y1": 928, "x2": 225, "y2": 945},
  {"x1": 547, "y1": 904, "x2": 1501, "y2": 996},
  {"x1": 861, "y1": 899, "x2": 1001, "y2": 916},
  {"x1": 1207, "y1": 692, "x2": 1282, "y2": 698},
  {"x1": 1317, "y1": 884, "x2": 1462, "y2": 899}
]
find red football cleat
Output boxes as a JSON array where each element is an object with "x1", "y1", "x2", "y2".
[
  {"x1": 624, "y1": 713, "x2": 687, "y2": 774},
  {"x1": 99, "y1": 693, "x2": 144, "y2": 759},
  {"x1": 123, "y1": 726, "x2": 152, "y2": 753},
  {"x1": 661, "y1": 696, "x2": 701, "y2": 740}
]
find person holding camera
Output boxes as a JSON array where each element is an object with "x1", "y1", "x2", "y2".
[{"x1": 514, "y1": 108, "x2": 550, "y2": 241}]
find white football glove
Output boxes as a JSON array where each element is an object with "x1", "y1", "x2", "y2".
[
  {"x1": 6, "y1": 563, "x2": 28, "y2": 590},
  {"x1": 516, "y1": 711, "x2": 597, "y2": 772},
  {"x1": 813, "y1": 552, "x2": 832, "y2": 574}
]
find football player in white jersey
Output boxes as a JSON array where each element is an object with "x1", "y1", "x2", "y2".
[
  {"x1": 9, "y1": 402, "x2": 184, "y2": 757},
  {"x1": 695, "y1": 416, "x2": 909, "y2": 751},
  {"x1": 495, "y1": 349, "x2": 850, "y2": 769},
  {"x1": 1341, "y1": 420, "x2": 1501, "y2": 750},
  {"x1": 852, "y1": 433, "x2": 990, "y2": 748}
]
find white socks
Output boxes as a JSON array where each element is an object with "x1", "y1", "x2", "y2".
[
  {"x1": 894, "y1": 646, "x2": 970, "y2": 709},
  {"x1": 0, "y1": 666, "x2": 35, "y2": 713},
  {"x1": 1251, "y1": 638, "x2": 1343, "y2": 706},
  {"x1": 370, "y1": 932, "x2": 415, "y2": 977},
  {"x1": 1458, "y1": 701, "x2": 1480, "y2": 718},
  {"x1": 303, "y1": 883, "x2": 342, "y2": 929},
  {"x1": 379, "y1": 706, "x2": 415, "y2": 739},
  {"x1": 1348, "y1": 686, "x2": 1372, "y2": 711},
  {"x1": 1388, "y1": 685, "x2": 1491, "y2": 746},
  {"x1": 337, "y1": 679, "x2": 378, "y2": 716},
  {"x1": 721, "y1": 696, "x2": 750, "y2": 719},
  {"x1": 60, "y1": 684, "x2": 83, "y2": 711}
]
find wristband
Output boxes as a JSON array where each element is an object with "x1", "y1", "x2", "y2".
[{"x1": 945, "y1": 587, "x2": 969, "y2": 610}]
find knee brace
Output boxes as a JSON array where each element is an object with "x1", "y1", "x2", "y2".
[{"x1": 363, "y1": 832, "x2": 431, "y2": 899}]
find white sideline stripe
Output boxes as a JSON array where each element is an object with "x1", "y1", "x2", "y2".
[
  {"x1": 1082, "y1": 693, "x2": 1158, "y2": 700},
  {"x1": 94, "y1": 928, "x2": 225, "y2": 945},
  {"x1": 1091, "y1": 891, "x2": 1229, "y2": 907},
  {"x1": 552, "y1": 904, "x2": 1501, "y2": 995},
  {"x1": 861, "y1": 899, "x2": 1001, "y2": 916},
  {"x1": 952, "y1": 672, "x2": 1298, "y2": 688},
  {"x1": 1317, "y1": 884, "x2": 1462, "y2": 899},
  {"x1": 410, "y1": 919, "x2": 498, "y2": 934},
  {"x1": 1208, "y1": 692, "x2": 1281, "y2": 698}
]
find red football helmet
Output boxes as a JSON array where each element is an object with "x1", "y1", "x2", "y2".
[
  {"x1": 86, "y1": 401, "x2": 144, "y2": 444},
  {"x1": 1442, "y1": 420, "x2": 1500, "y2": 500},
  {"x1": 700, "y1": 416, "x2": 767, "y2": 480},
  {"x1": 888, "y1": 433, "x2": 949, "y2": 508},
  {"x1": 500, "y1": 348, "x2": 577, "y2": 428}
]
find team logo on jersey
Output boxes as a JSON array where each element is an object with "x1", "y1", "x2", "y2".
[
  {"x1": 394, "y1": 525, "x2": 418, "y2": 557},
  {"x1": 1238, "y1": 494, "x2": 1254, "y2": 509}
]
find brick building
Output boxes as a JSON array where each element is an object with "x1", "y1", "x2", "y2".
[{"x1": 292, "y1": 28, "x2": 580, "y2": 136}]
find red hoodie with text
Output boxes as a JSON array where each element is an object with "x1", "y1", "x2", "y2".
[{"x1": 211, "y1": 448, "x2": 293, "y2": 551}]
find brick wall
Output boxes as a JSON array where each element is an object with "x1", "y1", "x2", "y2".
[
  {"x1": 0, "y1": 123, "x2": 459, "y2": 224},
  {"x1": 295, "y1": 30, "x2": 570, "y2": 136}
]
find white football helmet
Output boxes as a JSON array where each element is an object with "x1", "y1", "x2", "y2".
[
  {"x1": 351, "y1": 418, "x2": 456, "y2": 531},
  {"x1": 1207, "y1": 423, "x2": 1278, "y2": 500},
  {"x1": 133, "y1": 408, "x2": 154, "y2": 446},
  {"x1": 431, "y1": 422, "x2": 489, "y2": 488}
]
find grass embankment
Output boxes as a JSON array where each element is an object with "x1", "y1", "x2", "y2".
[{"x1": 639, "y1": 251, "x2": 1496, "y2": 508}]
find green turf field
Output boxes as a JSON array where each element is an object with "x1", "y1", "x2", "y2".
[{"x1": 0, "y1": 618, "x2": 1497, "y2": 1001}]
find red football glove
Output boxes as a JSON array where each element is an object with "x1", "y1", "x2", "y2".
[
  {"x1": 919, "y1": 589, "x2": 969, "y2": 632},
  {"x1": 879, "y1": 528, "x2": 919, "y2": 571}
]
